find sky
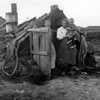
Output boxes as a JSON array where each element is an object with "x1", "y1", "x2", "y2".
[{"x1": 0, "y1": 0, "x2": 100, "y2": 27}]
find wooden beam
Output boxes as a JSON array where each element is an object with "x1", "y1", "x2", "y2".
[
  {"x1": 31, "y1": 51, "x2": 48, "y2": 56},
  {"x1": 18, "y1": 32, "x2": 30, "y2": 44},
  {"x1": 27, "y1": 27, "x2": 48, "y2": 33}
]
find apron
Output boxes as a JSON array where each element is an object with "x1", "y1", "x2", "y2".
[{"x1": 58, "y1": 37, "x2": 77, "y2": 65}]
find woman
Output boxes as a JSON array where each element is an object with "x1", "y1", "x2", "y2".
[{"x1": 56, "y1": 18, "x2": 78, "y2": 74}]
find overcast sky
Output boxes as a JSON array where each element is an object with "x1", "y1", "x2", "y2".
[{"x1": 0, "y1": 0, "x2": 100, "y2": 27}]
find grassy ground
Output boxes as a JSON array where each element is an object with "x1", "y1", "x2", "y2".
[{"x1": 0, "y1": 74, "x2": 100, "y2": 100}]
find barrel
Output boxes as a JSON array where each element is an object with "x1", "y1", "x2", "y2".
[{"x1": 6, "y1": 12, "x2": 18, "y2": 33}]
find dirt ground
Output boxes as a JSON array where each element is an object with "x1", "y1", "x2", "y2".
[{"x1": 0, "y1": 74, "x2": 100, "y2": 100}]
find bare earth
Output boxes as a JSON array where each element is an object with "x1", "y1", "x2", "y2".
[{"x1": 0, "y1": 75, "x2": 100, "y2": 100}]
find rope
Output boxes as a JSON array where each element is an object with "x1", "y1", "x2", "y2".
[{"x1": 1, "y1": 41, "x2": 19, "y2": 76}]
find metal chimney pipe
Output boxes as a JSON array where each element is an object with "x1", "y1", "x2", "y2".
[
  {"x1": 6, "y1": 3, "x2": 18, "y2": 33},
  {"x1": 11, "y1": 3, "x2": 17, "y2": 13}
]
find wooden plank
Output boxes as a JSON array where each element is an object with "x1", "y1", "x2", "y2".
[
  {"x1": 49, "y1": 28, "x2": 56, "y2": 69},
  {"x1": 15, "y1": 31, "x2": 28, "y2": 41},
  {"x1": 18, "y1": 32, "x2": 30, "y2": 44},
  {"x1": 33, "y1": 31, "x2": 40, "y2": 65},
  {"x1": 40, "y1": 30, "x2": 46, "y2": 74},
  {"x1": 29, "y1": 32, "x2": 33, "y2": 60},
  {"x1": 45, "y1": 28, "x2": 51, "y2": 74},
  {"x1": 28, "y1": 27, "x2": 48, "y2": 33},
  {"x1": 39, "y1": 28, "x2": 51, "y2": 75},
  {"x1": 31, "y1": 27, "x2": 52, "y2": 77},
  {"x1": 31, "y1": 51, "x2": 48, "y2": 56}
]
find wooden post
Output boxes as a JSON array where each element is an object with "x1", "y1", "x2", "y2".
[
  {"x1": 39, "y1": 20, "x2": 52, "y2": 78},
  {"x1": 45, "y1": 20, "x2": 56, "y2": 69}
]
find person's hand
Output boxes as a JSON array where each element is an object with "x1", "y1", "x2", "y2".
[{"x1": 66, "y1": 33, "x2": 73, "y2": 39}]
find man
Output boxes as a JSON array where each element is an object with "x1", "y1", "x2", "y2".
[{"x1": 56, "y1": 18, "x2": 78, "y2": 75}]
